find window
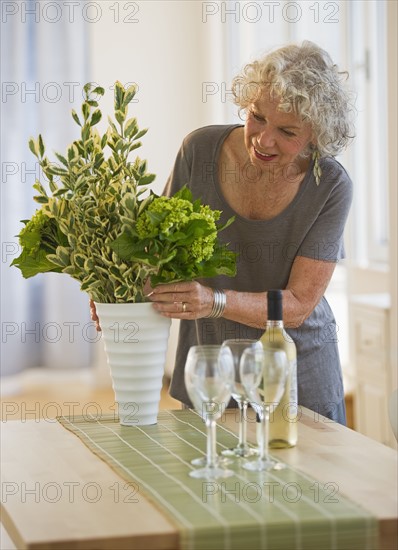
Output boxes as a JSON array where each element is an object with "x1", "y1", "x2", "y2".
[
  {"x1": 347, "y1": 1, "x2": 389, "y2": 265},
  {"x1": 220, "y1": 1, "x2": 389, "y2": 266}
]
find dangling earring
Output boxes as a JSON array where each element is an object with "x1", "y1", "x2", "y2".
[{"x1": 312, "y1": 148, "x2": 322, "y2": 186}]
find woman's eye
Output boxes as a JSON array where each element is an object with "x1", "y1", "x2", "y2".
[
  {"x1": 250, "y1": 111, "x2": 263, "y2": 122},
  {"x1": 281, "y1": 129, "x2": 295, "y2": 137}
]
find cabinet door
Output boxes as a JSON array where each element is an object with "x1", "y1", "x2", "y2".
[
  {"x1": 353, "y1": 307, "x2": 388, "y2": 365},
  {"x1": 356, "y1": 375, "x2": 390, "y2": 445},
  {"x1": 350, "y1": 298, "x2": 394, "y2": 446}
]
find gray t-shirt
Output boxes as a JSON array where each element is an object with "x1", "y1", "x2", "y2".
[{"x1": 164, "y1": 124, "x2": 353, "y2": 417}]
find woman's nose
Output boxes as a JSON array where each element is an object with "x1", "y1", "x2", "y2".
[{"x1": 257, "y1": 126, "x2": 275, "y2": 148}]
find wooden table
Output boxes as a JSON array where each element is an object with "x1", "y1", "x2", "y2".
[{"x1": 1, "y1": 408, "x2": 397, "y2": 549}]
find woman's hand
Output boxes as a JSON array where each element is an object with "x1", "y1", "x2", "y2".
[
  {"x1": 89, "y1": 299, "x2": 101, "y2": 331},
  {"x1": 149, "y1": 281, "x2": 214, "y2": 319}
]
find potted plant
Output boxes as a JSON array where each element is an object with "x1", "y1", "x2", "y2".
[{"x1": 11, "y1": 82, "x2": 236, "y2": 425}]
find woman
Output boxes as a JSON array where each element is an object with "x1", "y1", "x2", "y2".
[
  {"x1": 149, "y1": 41, "x2": 355, "y2": 425},
  {"x1": 92, "y1": 41, "x2": 355, "y2": 424}
]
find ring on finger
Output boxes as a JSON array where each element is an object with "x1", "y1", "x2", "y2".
[{"x1": 182, "y1": 302, "x2": 187, "y2": 313}]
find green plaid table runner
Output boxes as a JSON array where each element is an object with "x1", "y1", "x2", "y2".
[{"x1": 58, "y1": 409, "x2": 377, "y2": 550}]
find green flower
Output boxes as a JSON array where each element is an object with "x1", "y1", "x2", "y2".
[
  {"x1": 136, "y1": 197, "x2": 192, "y2": 237},
  {"x1": 11, "y1": 209, "x2": 68, "y2": 279},
  {"x1": 112, "y1": 187, "x2": 236, "y2": 286},
  {"x1": 18, "y1": 209, "x2": 64, "y2": 255},
  {"x1": 18, "y1": 209, "x2": 49, "y2": 254},
  {"x1": 137, "y1": 196, "x2": 220, "y2": 237},
  {"x1": 135, "y1": 195, "x2": 222, "y2": 263}
]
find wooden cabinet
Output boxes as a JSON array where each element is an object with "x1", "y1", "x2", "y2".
[{"x1": 349, "y1": 294, "x2": 396, "y2": 448}]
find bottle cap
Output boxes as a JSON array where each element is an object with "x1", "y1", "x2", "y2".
[{"x1": 267, "y1": 289, "x2": 283, "y2": 321}]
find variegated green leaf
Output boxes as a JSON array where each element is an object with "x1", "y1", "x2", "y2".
[
  {"x1": 62, "y1": 266, "x2": 77, "y2": 276},
  {"x1": 71, "y1": 110, "x2": 81, "y2": 126},
  {"x1": 115, "y1": 109, "x2": 125, "y2": 125},
  {"x1": 115, "y1": 285, "x2": 129, "y2": 299},
  {"x1": 46, "y1": 254, "x2": 66, "y2": 268},
  {"x1": 33, "y1": 195, "x2": 49, "y2": 204},
  {"x1": 38, "y1": 135, "x2": 45, "y2": 157},
  {"x1": 58, "y1": 220, "x2": 70, "y2": 235},
  {"x1": 28, "y1": 138, "x2": 38, "y2": 157},
  {"x1": 55, "y1": 246, "x2": 70, "y2": 265},
  {"x1": 33, "y1": 180, "x2": 48, "y2": 197},
  {"x1": 138, "y1": 173, "x2": 156, "y2": 186},
  {"x1": 49, "y1": 180, "x2": 58, "y2": 193},
  {"x1": 124, "y1": 117, "x2": 137, "y2": 137},
  {"x1": 134, "y1": 129, "x2": 148, "y2": 140},
  {"x1": 91, "y1": 110, "x2": 101, "y2": 126}
]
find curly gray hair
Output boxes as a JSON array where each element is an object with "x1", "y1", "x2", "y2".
[{"x1": 232, "y1": 41, "x2": 356, "y2": 158}]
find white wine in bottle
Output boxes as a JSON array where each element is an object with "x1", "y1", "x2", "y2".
[{"x1": 260, "y1": 290, "x2": 298, "y2": 448}]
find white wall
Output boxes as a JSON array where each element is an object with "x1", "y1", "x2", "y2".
[
  {"x1": 88, "y1": 1, "x2": 226, "y2": 377},
  {"x1": 88, "y1": 1, "x2": 224, "y2": 193}
]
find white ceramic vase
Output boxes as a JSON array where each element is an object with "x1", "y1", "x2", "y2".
[{"x1": 95, "y1": 302, "x2": 171, "y2": 426}]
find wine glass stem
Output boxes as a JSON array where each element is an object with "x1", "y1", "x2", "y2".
[
  {"x1": 238, "y1": 401, "x2": 248, "y2": 448},
  {"x1": 206, "y1": 418, "x2": 217, "y2": 468},
  {"x1": 260, "y1": 406, "x2": 270, "y2": 463}
]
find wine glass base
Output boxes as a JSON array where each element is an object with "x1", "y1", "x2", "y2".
[
  {"x1": 242, "y1": 458, "x2": 285, "y2": 472},
  {"x1": 191, "y1": 456, "x2": 233, "y2": 467},
  {"x1": 221, "y1": 446, "x2": 258, "y2": 458},
  {"x1": 189, "y1": 466, "x2": 234, "y2": 480}
]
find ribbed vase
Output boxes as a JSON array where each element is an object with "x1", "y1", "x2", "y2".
[{"x1": 95, "y1": 302, "x2": 171, "y2": 426}]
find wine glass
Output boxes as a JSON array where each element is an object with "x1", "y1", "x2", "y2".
[
  {"x1": 221, "y1": 339, "x2": 262, "y2": 458},
  {"x1": 240, "y1": 347, "x2": 288, "y2": 471},
  {"x1": 184, "y1": 345, "x2": 235, "y2": 479}
]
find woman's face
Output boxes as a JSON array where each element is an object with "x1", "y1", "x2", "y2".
[{"x1": 244, "y1": 90, "x2": 313, "y2": 180}]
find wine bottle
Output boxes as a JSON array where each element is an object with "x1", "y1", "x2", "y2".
[{"x1": 260, "y1": 290, "x2": 298, "y2": 448}]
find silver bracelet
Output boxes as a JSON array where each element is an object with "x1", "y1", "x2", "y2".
[{"x1": 207, "y1": 289, "x2": 226, "y2": 318}]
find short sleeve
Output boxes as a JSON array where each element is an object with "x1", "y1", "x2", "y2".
[{"x1": 297, "y1": 160, "x2": 353, "y2": 262}]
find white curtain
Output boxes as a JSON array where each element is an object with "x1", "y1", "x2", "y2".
[{"x1": 1, "y1": 0, "x2": 93, "y2": 377}]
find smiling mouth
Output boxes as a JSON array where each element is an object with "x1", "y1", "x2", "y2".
[{"x1": 253, "y1": 147, "x2": 277, "y2": 161}]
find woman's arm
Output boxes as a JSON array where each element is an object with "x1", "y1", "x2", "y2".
[
  {"x1": 150, "y1": 255, "x2": 337, "y2": 329},
  {"x1": 224, "y1": 256, "x2": 336, "y2": 329}
]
